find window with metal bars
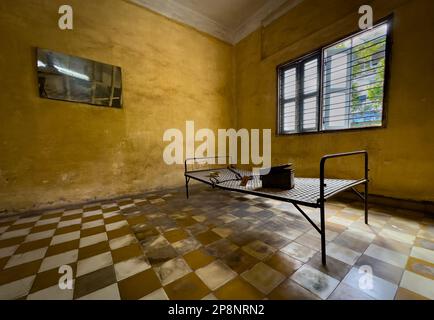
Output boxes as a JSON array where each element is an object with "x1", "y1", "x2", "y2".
[
  {"x1": 277, "y1": 19, "x2": 390, "y2": 134},
  {"x1": 278, "y1": 53, "x2": 320, "y2": 133}
]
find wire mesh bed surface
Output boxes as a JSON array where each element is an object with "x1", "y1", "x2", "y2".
[
  {"x1": 184, "y1": 151, "x2": 369, "y2": 265},
  {"x1": 185, "y1": 168, "x2": 362, "y2": 207}
]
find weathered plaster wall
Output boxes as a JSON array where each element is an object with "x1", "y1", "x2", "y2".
[
  {"x1": 0, "y1": 0, "x2": 235, "y2": 212},
  {"x1": 235, "y1": 0, "x2": 434, "y2": 202},
  {"x1": 1, "y1": 0, "x2": 432, "y2": 213}
]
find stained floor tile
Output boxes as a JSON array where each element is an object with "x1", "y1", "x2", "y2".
[
  {"x1": 172, "y1": 237, "x2": 201, "y2": 255},
  {"x1": 222, "y1": 249, "x2": 258, "y2": 274},
  {"x1": 51, "y1": 231, "x2": 80, "y2": 245},
  {"x1": 211, "y1": 226, "x2": 233, "y2": 238},
  {"x1": 400, "y1": 270, "x2": 434, "y2": 299},
  {"x1": 164, "y1": 229, "x2": 189, "y2": 243},
  {"x1": 114, "y1": 256, "x2": 150, "y2": 281},
  {"x1": 31, "y1": 263, "x2": 77, "y2": 293},
  {"x1": 379, "y1": 228, "x2": 415, "y2": 245},
  {"x1": 281, "y1": 242, "x2": 316, "y2": 263},
  {"x1": 241, "y1": 262, "x2": 285, "y2": 294},
  {"x1": 0, "y1": 185, "x2": 433, "y2": 300},
  {"x1": 215, "y1": 276, "x2": 264, "y2": 300},
  {"x1": 109, "y1": 234, "x2": 137, "y2": 250},
  {"x1": 79, "y1": 232, "x2": 108, "y2": 248},
  {"x1": 333, "y1": 231, "x2": 372, "y2": 252},
  {"x1": 117, "y1": 269, "x2": 161, "y2": 300},
  {"x1": 205, "y1": 239, "x2": 238, "y2": 258},
  {"x1": 242, "y1": 240, "x2": 275, "y2": 260},
  {"x1": 141, "y1": 287, "x2": 169, "y2": 300},
  {"x1": 268, "y1": 278, "x2": 319, "y2": 300},
  {"x1": 308, "y1": 252, "x2": 351, "y2": 281},
  {"x1": 74, "y1": 265, "x2": 117, "y2": 299},
  {"x1": 395, "y1": 287, "x2": 428, "y2": 300},
  {"x1": 0, "y1": 275, "x2": 35, "y2": 300},
  {"x1": 410, "y1": 246, "x2": 434, "y2": 264},
  {"x1": 27, "y1": 283, "x2": 74, "y2": 300},
  {"x1": 326, "y1": 242, "x2": 361, "y2": 266},
  {"x1": 328, "y1": 282, "x2": 374, "y2": 300},
  {"x1": 154, "y1": 257, "x2": 192, "y2": 286},
  {"x1": 343, "y1": 267, "x2": 398, "y2": 300},
  {"x1": 76, "y1": 252, "x2": 113, "y2": 277},
  {"x1": 405, "y1": 257, "x2": 434, "y2": 280},
  {"x1": 195, "y1": 230, "x2": 221, "y2": 246},
  {"x1": 365, "y1": 244, "x2": 408, "y2": 268},
  {"x1": 78, "y1": 283, "x2": 120, "y2": 300},
  {"x1": 146, "y1": 245, "x2": 178, "y2": 266},
  {"x1": 264, "y1": 251, "x2": 303, "y2": 276},
  {"x1": 355, "y1": 254, "x2": 404, "y2": 285},
  {"x1": 5, "y1": 247, "x2": 47, "y2": 268},
  {"x1": 164, "y1": 273, "x2": 210, "y2": 300},
  {"x1": 78, "y1": 241, "x2": 110, "y2": 261},
  {"x1": 111, "y1": 243, "x2": 144, "y2": 263},
  {"x1": 196, "y1": 260, "x2": 237, "y2": 290},
  {"x1": 184, "y1": 248, "x2": 215, "y2": 270},
  {"x1": 291, "y1": 265, "x2": 339, "y2": 299},
  {"x1": 39, "y1": 249, "x2": 78, "y2": 272}
]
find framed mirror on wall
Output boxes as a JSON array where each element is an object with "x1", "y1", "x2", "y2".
[{"x1": 36, "y1": 48, "x2": 123, "y2": 108}]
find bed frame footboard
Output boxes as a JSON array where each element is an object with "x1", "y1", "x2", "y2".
[
  {"x1": 183, "y1": 151, "x2": 369, "y2": 265},
  {"x1": 319, "y1": 150, "x2": 369, "y2": 265}
]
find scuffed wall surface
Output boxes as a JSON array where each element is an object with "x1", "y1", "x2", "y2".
[
  {"x1": 0, "y1": 0, "x2": 234, "y2": 212},
  {"x1": 235, "y1": 0, "x2": 434, "y2": 202},
  {"x1": 0, "y1": 0, "x2": 432, "y2": 212}
]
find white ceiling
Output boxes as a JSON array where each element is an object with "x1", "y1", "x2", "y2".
[
  {"x1": 175, "y1": 0, "x2": 269, "y2": 30},
  {"x1": 130, "y1": 0, "x2": 304, "y2": 44}
]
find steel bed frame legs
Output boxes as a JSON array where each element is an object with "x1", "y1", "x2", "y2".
[
  {"x1": 184, "y1": 151, "x2": 369, "y2": 266},
  {"x1": 184, "y1": 159, "x2": 190, "y2": 199},
  {"x1": 318, "y1": 151, "x2": 369, "y2": 265},
  {"x1": 185, "y1": 176, "x2": 190, "y2": 199}
]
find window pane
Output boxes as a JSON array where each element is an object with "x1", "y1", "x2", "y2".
[
  {"x1": 353, "y1": 24, "x2": 387, "y2": 46},
  {"x1": 301, "y1": 57, "x2": 319, "y2": 131},
  {"x1": 330, "y1": 52, "x2": 349, "y2": 90},
  {"x1": 326, "y1": 39, "x2": 351, "y2": 54},
  {"x1": 282, "y1": 101, "x2": 296, "y2": 132},
  {"x1": 304, "y1": 59, "x2": 317, "y2": 94},
  {"x1": 323, "y1": 48, "x2": 350, "y2": 129},
  {"x1": 322, "y1": 22, "x2": 388, "y2": 130},
  {"x1": 283, "y1": 68, "x2": 296, "y2": 99},
  {"x1": 279, "y1": 54, "x2": 320, "y2": 134},
  {"x1": 302, "y1": 96, "x2": 317, "y2": 130},
  {"x1": 326, "y1": 93, "x2": 347, "y2": 128}
]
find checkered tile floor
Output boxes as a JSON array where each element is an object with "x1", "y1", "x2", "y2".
[{"x1": 0, "y1": 185, "x2": 433, "y2": 300}]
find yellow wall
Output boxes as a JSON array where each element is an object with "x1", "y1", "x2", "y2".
[
  {"x1": 235, "y1": 0, "x2": 434, "y2": 202},
  {"x1": 1, "y1": 0, "x2": 433, "y2": 212},
  {"x1": 0, "y1": 0, "x2": 234, "y2": 212}
]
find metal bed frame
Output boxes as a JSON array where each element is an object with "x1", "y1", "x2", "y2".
[{"x1": 184, "y1": 151, "x2": 368, "y2": 265}]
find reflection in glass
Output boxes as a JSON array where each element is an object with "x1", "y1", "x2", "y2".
[
  {"x1": 37, "y1": 48, "x2": 122, "y2": 108},
  {"x1": 322, "y1": 23, "x2": 387, "y2": 129}
]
